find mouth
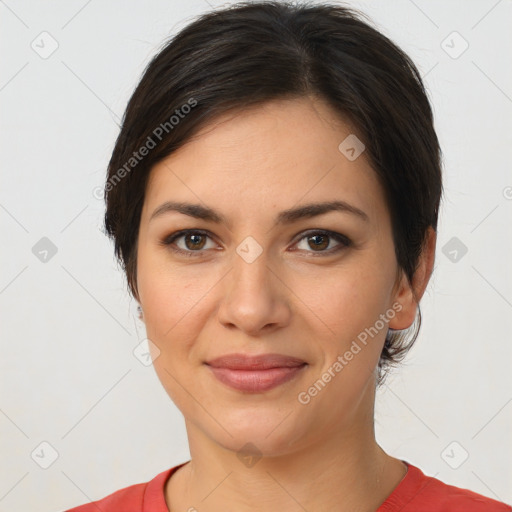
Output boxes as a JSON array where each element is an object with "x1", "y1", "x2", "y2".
[{"x1": 204, "y1": 353, "x2": 308, "y2": 393}]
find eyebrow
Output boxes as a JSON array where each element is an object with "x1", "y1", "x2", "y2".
[{"x1": 150, "y1": 200, "x2": 369, "y2": 225}]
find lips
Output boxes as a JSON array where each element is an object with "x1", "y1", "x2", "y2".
[{"x1": 205, "y1": 353, "x2": 307, "y2": 392}]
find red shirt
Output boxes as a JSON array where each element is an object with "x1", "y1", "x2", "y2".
[{"x1": 64, "y1": 460, "x2": 511, "y2": 511}]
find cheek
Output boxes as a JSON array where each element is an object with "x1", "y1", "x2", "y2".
[
  {"x1": 139, "y1": 266, "x2": 211, "y2": 413},
  {"x1": 301, "y1": 266, "x2": 391, "y2": 338},
  {"x1": 295, "y1": 273, "x2": 391, "y2": 418},
  {"x1": 296, "y1": 260, "x2": 394, "y2": 384},
  {"x1": 137, "y1": 242, "x2": 213, "y2": 340},
  {"x1": 136, "y1": 250, "x2": 221, "y2": 391},
  {"x1": 141, "y1": 278, "x2": 209, "y2": 363}
]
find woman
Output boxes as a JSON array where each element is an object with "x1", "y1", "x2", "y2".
[{"x1": 66, "y1": 1, "x2": 511, "y2": 510}]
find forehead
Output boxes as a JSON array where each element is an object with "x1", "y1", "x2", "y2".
[{"x1": 141, "y1": 97, "x2": 387, "y2": 227}]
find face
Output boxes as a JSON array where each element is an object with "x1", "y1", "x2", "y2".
[{"x1": 136, "y1": 96, "x2": 414, "y2": 457}]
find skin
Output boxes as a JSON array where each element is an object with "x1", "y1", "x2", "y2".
[{"x1": 135, "y1": 95, "x2": 436, "y2": 512}]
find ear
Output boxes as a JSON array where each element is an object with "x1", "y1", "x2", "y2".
[{"x1": 388, "y1": 226, "x2": 436, "y2": 330}]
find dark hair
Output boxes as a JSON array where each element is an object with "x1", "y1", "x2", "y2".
[{"x1": 103, "y1": 0, "x2": 443, "y2": 386}]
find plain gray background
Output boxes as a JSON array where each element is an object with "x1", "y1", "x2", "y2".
[{"x1": 1, "y1": 0, "x2": 511, "y2": 510}]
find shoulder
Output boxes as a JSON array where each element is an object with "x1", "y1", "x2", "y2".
[
  {"x1": 64, "y1": 481, "x2": 146, "y2": 512},
  {"x1": 63, "y1": 466, "x2": 179, "y2": 512},
  {"x1": 379, "y1": 462, "x2": 512, "y2": 512}
]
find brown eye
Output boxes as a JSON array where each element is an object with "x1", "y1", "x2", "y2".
[
  {"x1": 307, "y1": 233, "x2": 329, "y2": 251},
  {"x1": 295, "y1": 230, "x2": 351, "y2": 254},
  {"x1": 184, "y1": 233, "x2": 207, "y2": 250},
  {"x1": 160, "y1": 229, "x2": 216, "y2": 257}
]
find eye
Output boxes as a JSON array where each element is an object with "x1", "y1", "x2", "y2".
[
  {"x1": 159, "y1": 229, "x2": 217, "y2": 257},
  {"x1": 293, "y1": 230, "x2": 351, "y2": 255}
]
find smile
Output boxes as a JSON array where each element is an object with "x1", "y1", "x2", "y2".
[{"x1": 204, "y1": 353, "x2": 308, "y2": 393}]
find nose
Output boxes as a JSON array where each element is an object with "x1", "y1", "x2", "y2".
[{"x1": 216, "y1": 247, "x2": 292, "y2": 336}]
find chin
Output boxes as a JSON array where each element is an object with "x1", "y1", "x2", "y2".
[{"x1": 203, "y1": 406, "x2": 313, "y2": 459}]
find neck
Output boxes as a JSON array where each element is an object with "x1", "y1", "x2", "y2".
[{"x1": 166, "y1": 382, "x2": 407, "y2": 511}]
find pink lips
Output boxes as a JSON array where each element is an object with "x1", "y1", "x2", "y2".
[{"x1": 205, "y1": 353, "x2": 307, "y2": 392}]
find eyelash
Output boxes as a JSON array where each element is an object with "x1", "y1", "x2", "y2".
[{"x1": 159, "y1": 229, "x2": 352, "y2": 258}]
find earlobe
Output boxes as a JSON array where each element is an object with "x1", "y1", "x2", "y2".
[{"x1": 388, "y1": 226, "x2": 436, "y2": 331}]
